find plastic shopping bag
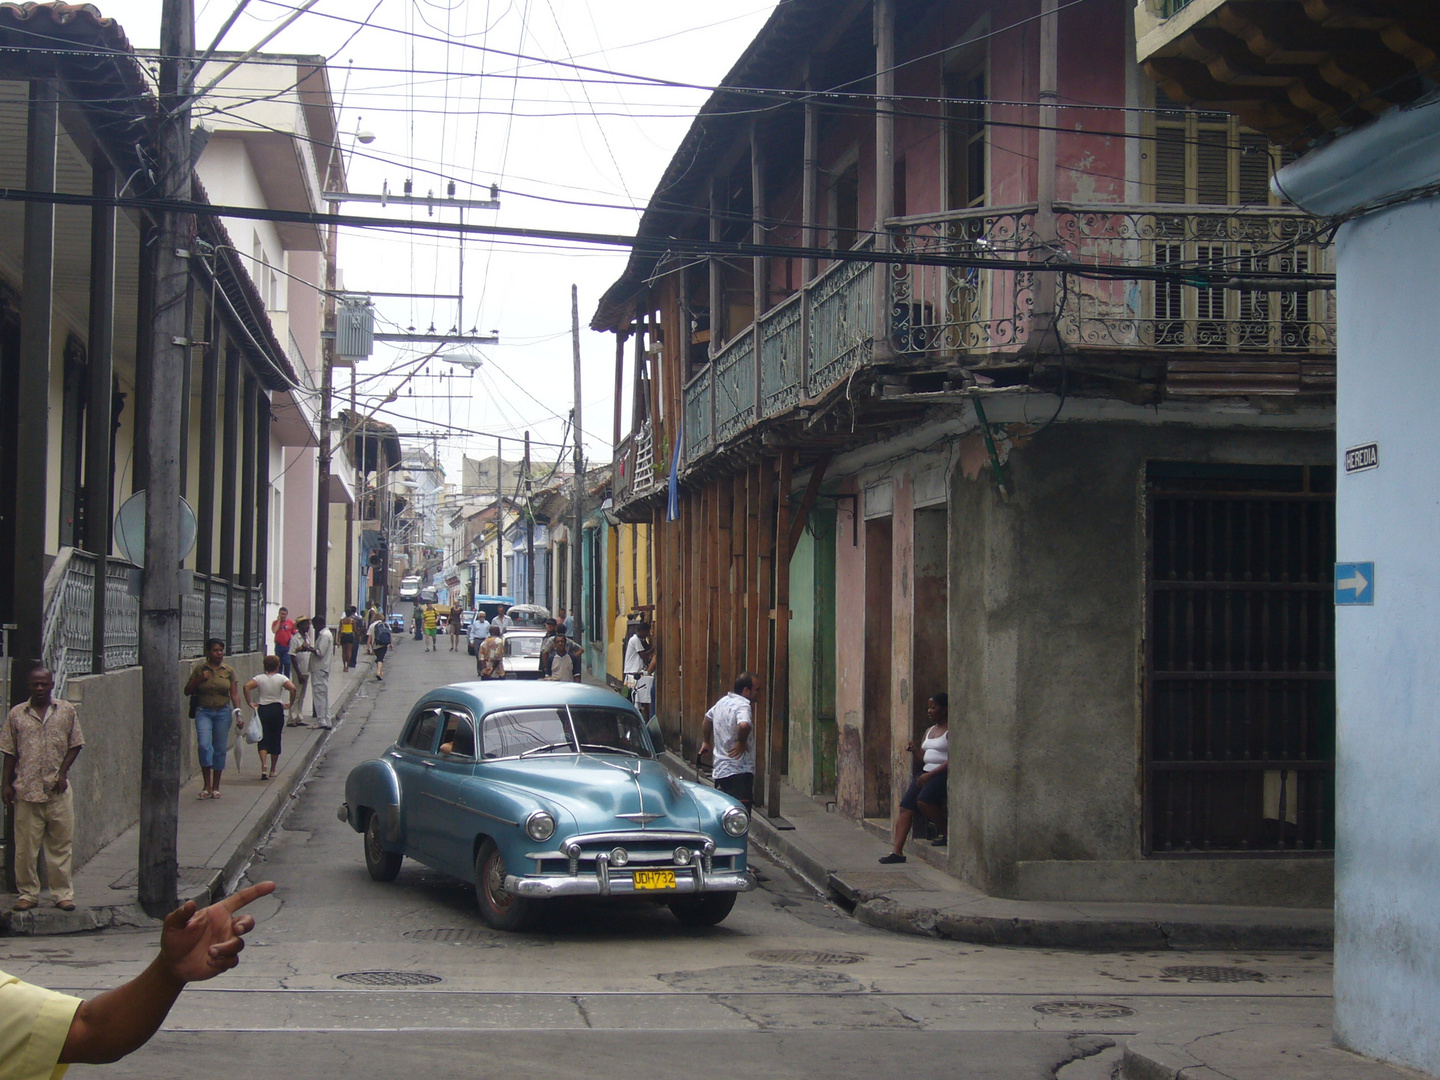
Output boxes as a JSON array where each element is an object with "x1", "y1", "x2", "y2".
[{"x1": 244, "y1": 711, "x2": 264, "y2": 744}]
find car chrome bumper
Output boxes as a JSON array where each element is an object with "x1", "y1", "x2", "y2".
[{"x1": 505, "y1": 867, "x2": 756, "y2": 899}]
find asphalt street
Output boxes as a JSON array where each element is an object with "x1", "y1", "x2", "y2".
[{"x1": 0, "y1": 641, "x2": 1338, "y2": 1080}]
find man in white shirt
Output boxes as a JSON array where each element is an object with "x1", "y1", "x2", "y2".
[
  {"x1": 701, "y1": 671, "x2": 760, "y2": 811},
  {"x1": 309, "y1": 616, "x2": 335, "y2": 729},
  {"x1": 491, "y1": 604, "x2": 514, "y2": 634},
  {"x1": 467, "y1": 609, "x2": 489, "y2": 655},
  {"x1": 622, "y1": 621, "x2": 649, "y2": 688}
]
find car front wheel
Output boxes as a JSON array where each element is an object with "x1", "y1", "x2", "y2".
[
  {"x1": 364, "y1": 812, "x2": 402, "y2": 882},
  {"x1": 474, "y1": 839, "x2": 537, "y2": 931},
  {"x1": 668, "y1": 890, "x2": 737, "y2": 927}
]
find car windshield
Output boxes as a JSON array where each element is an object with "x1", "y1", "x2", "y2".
[
  {"x1": 480, "y1": 706, "x2": 654, "y2": 759},
  {"x1": 505, "y1": 635, "x2": 545, "y2": 657}
]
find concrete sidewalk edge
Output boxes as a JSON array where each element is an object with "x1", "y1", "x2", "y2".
[
  {"x1": 657, "y1": 751, "x2": 1333, "y2": 951},
  {"x1": 1, "y1": 663, "x2": 370, "y2": 936}
]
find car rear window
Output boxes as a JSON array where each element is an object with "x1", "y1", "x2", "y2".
[
  {"x1": 506, "y1": 635, "x2": 545, "y2": 657},
  {"x1": 402, "y1": 709, "x2": 442, "y2": 753},
  {"x1": 481, "y1": 708, "x2": 571, "y2": 758}
]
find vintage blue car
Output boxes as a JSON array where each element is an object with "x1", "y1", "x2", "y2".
[{"x1": 339, "y1": 681, "x2": 754, "y2": 930}]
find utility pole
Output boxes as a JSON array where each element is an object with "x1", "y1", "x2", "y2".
[
  {"x1": 139, "y1": 0, "x2": 193, "y2": 918},
  {"x1": 343, "y1": 367, "x2": 355, "y2": 606},
  {"x1": 571, "y1": 285, "x2": 584, "y2": 647},
  {"x1": 313, "y1": 207, "x2": 338, "y2": 620},
  {"x1": 524, "y1": 430, "x2": 534, "y2": 604},
  {"x1": 495, "y1": 436, "x2": 503, "y2": 596}
]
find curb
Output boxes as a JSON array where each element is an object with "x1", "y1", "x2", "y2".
[
  {"x1": 1, "y1": 662, "x2": 373, "y2": 936},
  {"x1": 656, "y1": 752, "x2": 1333, "y2": 952}
]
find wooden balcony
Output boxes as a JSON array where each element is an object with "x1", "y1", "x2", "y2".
[
  {"x1": 665, "y1": 203, "x2": 1333, "y2": 475},
  {"x1": 1134, "y1": 0, "x2": 1440, "y2": 143}
]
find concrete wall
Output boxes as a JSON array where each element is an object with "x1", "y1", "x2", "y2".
[
  {"x1": 947, "y1": 421, "x2": 1334, "y2": 907},
  {"x1": 61, "y1": 651, "x2": 262, "y2": 872},
  {"x1": 1330, "y1": 190, "x2": 1440, "y2": 1074}
]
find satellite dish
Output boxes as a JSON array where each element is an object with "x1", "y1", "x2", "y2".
[{"x1": 113, "y1": 490, "x2": 198, "y2": 565}]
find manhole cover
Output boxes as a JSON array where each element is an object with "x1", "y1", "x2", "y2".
[
  {"x1": 1032, "y1": 1001, "x2": 1136, "y2": 1019},
  {"x1": 1161, "y1": 965, "x2": 1266, "y2": 984},
  {"x1": 336, "y1": 970, "x2": 442, "y2": 986},
  {"x1": 749, "y1": 949, "x2": 865, "y2": 965},
  {"x1": 402, "y1": 928, "x2": 492, "y2": 944},
  {"x1": 839, "y1": 871, "x2": 927, "y2": 892}
]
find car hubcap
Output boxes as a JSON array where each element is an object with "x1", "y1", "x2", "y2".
[{"x1": 485, "y1": 852, "x2": 514, "y2": 912}]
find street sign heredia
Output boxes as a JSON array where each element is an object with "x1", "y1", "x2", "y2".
[
  {"x1": 1344, "y1": 442, "x2": 1378, "y2": 473},
  {"x1": 1335, "y1": 562, "x2": 1375, "y2": 606}
]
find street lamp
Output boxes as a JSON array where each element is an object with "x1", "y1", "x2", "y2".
[{"x1": 442, "y1": 350, "x2": 484, "y2": 371}]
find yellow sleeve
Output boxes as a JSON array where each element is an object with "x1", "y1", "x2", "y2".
[{"x1": 0, "y1": 971, "x2": 82, "y2": 1080}]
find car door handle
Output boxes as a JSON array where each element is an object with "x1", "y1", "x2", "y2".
[
  {"x1": 422, "y1": 760, "x2": 437, "y2": 768},
  {"x1": 388, "y1": 752, "x2": 403, "y2": 761}
]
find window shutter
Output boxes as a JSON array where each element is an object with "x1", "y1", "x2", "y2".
[
  {"x1": 1195, "y1": 128, "x2": 1228, "y2": 203},
  {"x1": 1238, "y1": 131, "x2": 1271, "y2": 205},
  {"x1": 1154, "y1": 124, "x2": 1186, "y2": 203}
]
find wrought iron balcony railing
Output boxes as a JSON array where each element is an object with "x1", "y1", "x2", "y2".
[{"x1": 673, "y1": 202, "x2": 1333, "y2": 472}]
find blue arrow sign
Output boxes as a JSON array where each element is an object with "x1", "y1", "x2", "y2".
[{"x1": 1335, "y1": 562, "x2": 1374, "y2": 605}]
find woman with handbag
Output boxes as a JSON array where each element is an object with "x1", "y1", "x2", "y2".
[
  {"x1": 183, "y1": 639, "x2": 241, "y2": 800},
  {"x1": 242, "y1": 656, "x2": 296, "y2": 780}
]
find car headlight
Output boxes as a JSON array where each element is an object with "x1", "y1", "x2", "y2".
[
  {"x1": 609, "y1": 847, "x2": 630, "y2": 867},
  {"x1": 673, "y1": 846, "x2": 693, "y2": 866},
  {"x1": 525, "y1": 810, "x2": 556, "y2": 842},
  {"x1": 721, "y1": 806, "x2": 749, "y2": 837}
]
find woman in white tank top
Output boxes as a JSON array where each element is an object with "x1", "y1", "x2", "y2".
[
  {"x1": 879, "y1": 693, "x2": 948, "y2": 863},
  {"x1": 243, "y1": 656, "x2": 297, "y2": 781}
]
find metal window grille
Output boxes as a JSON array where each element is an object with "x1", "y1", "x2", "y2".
[{"x1": 1144, "y1": 463, "x2": 1336, "y2": 854}]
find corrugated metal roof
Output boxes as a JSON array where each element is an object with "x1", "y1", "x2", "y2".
[{"x1": 590, "y1": 0, "x2": 868, "y2": 332}]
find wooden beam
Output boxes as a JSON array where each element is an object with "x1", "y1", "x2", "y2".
[
  {"x1": 768, "y1": 449, "x2": 793, "y2": 816},
  {"x1": 786, "y1": 452, "x2": 833, "y2": 561}
]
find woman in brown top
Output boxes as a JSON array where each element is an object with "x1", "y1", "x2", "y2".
[{"x1": 184, "y1": 638, "x2": 241, "y2": 799}]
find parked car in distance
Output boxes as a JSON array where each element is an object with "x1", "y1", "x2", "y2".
[
  {"x1": 503, "y1": 629, "x2": 548, "y2": 678},
  {"x1": 339, "y1": 681, "x2": 753, "y2": 930},
  {"x1": 398, "y1": 576, "x2": 421, "y2": 602},
  {"x1": 387, "y1": 612, "x2": 406, "y2": 634},
  {"x1": 460, "y1": 609, "x2": 474, "y2": 633}
]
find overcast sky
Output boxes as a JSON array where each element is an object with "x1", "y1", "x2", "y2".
[{"x1": 98, "y1": 0, "x2": 777, "y2": 486}]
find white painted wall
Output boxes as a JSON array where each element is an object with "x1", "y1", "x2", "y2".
[{"x1": 1330, "y1": 190, "x2": 1440, "y2": 1075}]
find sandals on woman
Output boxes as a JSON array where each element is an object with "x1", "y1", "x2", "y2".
[{"x1": 197, "y1": 790, "x2": 211, "y2": 800}]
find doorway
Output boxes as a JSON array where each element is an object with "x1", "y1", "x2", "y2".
[
  {"x1": 912, "y1": 507, "x2": 948, "y2": 739},
  {"x1": 863, "y1": 515, "x2": 893, "y2": 818}
]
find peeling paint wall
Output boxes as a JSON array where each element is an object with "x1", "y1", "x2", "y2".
[{"x1": 947, "y1": 421, "x2": 1333, "y2": 904}]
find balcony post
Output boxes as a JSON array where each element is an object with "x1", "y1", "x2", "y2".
[
  {"x1": 85, "y1": 158, "x2": 117, "y2": 675},
  {"x1": 11, "y1": 79, "x2": 58, "y2": 702},
  {"x1": 708, "y1": 179, "x2": 723, "y2": 361},
  {"x1": 254, "y1": 383, "x2": 270, "y2": 616},
  {"x1": 873, "y1": 0, "x2": 896, "y2": 361},
  {"x1": 196, "y1": 304, "x2": 219, "y2": 645},
  {"x1": 239, "y1": 371, "x2": 257, "y2": 651},
  {"x1": 1032, "y1": 0, "x2": 1061, "y2": 351},
  {"x1": 801, "y1": 81, "x2": 818, "y2": 396},
  {"x1": 219, "y1": 339, "x2": 240, "y2": 646},
  {"x1": 613, "y1": 327, "x2": 626, "y2": 453},
  {"x1": 751, "y1": 126, "x2": 766, "y2": 418}
]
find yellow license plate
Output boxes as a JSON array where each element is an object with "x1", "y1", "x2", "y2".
[{"x1": 632, "y1": 870, "x2": 677, "y2": 890}]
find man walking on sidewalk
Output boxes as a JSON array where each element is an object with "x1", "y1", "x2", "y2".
[
  {"x1": 286, "y1": 616, "x2": 312, "y2": 726},
  {"x1": 701, "y1": 672, "x2": 758, "y2": 813},
  {"x1": 309, "y1": 616, "x2": 335, "y2": 729},
  {"x1": 1, "y1": 666, "x2": 84, "y2": 912}
]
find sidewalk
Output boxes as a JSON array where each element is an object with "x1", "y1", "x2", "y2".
[
  {"x1": 1, "y1": 655, "x2": 376, "y2": 936},
  {"x1": 663, "y1": 756, "x2": 1334, "y2": 952},
  {"x1": 661, "y1": 756, "x2": 1385, "y2": 1080}
]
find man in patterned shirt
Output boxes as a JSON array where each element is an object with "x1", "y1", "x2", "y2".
[{"x1": 1, "y1": 667, "x2": 84, "y2": 912}]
